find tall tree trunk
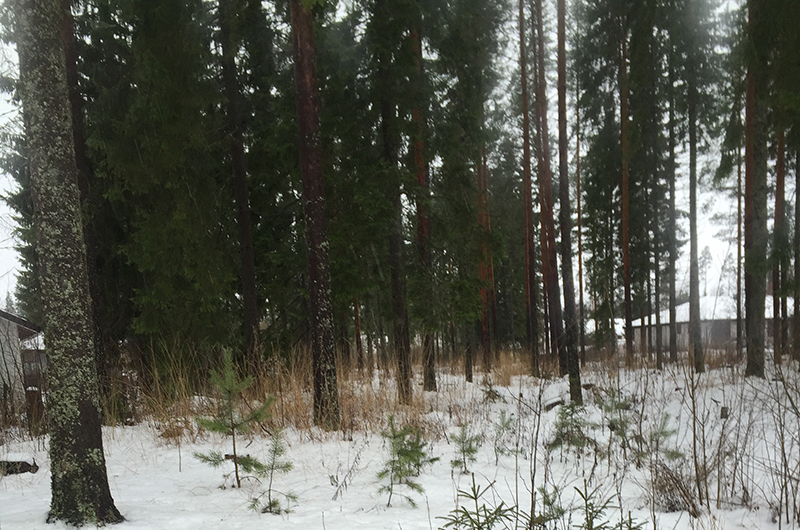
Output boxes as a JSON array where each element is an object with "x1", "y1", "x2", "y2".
[
  {"x1": 373, "y1": 0, "x2": 412, "y2": 404},
  {"x1": 688, "y1": 75, "x2": 704, "y2": 373},
  {"x1": 488, "y1": 239, "x2": 499, "y2": 361},
  {"x1": 773, "y1": 128, "x2": 785, "y2": 365},
  {"x1": 576, "y1": 80, "x2": 585, "y2": 366},
  {"x1": 15, "y1": 0, "x2": 123, "y2": 523},
  {"x1": 654, "y1": 199, "x2": 663, "y2": 370},
  {"x1": 389, "y1": 182, "x2": 411, "y2": 403},
  {"x1": 744, "y1": 0, "x2": 767, "y2": 378},
  {"x1": 61, "y1": 0, "x2": 112, "y2": 399},
  {"x1": 668, "y1": 58, "x2": 678, "y2": 363},
  {"x1": 477, "y1": 146, "x2": 492, "y2": 371},
  {"x1": 290, "y1": 0, "x2": 341, "y2": 425},
  {"x1": 219, "y1": 0, "x2": 260, "y2": 367},
  {"x1": 557, "y1": 0, "x2": 581, "y2": 403},
  {"x1": 620, "y1": 25, "x2": 633, "y2": 365},
  {"x1": 465, "y1": 323, "x2": 475, "y2": 383},
  {"x1": 411, "y1": 20, "x2": 436, "y2": 391},
  {"x1": 354, "y1": 297, "x2": 364, "y2": 371},
  {"x1": 794, "y1": 150, "x2": 800, "y2": 362},
  {"x1": 646, "y1": 228, "x2": 652, "y2": 358},
  {"x1": 534, "y1": 0, "x2": 566, "y2": 375},
  {"x1": 737, "y1": 145, "x2": 743, "y2": 360},
  {"x1": 337, "y1": 312, "x2": 351, "y2": 373},
  {"x1": 519, "y1": 0, "x2": 539, "y2": 375}
]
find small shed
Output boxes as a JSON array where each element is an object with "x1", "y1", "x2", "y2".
[{"x1": 0, "y1": 310, "x2": 43, "y2": 403}]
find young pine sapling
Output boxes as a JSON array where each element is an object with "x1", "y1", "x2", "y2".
[
  {"x1": 451, "y1": 423, "x2": 481, "y2": 473},
  {"x1": 438, "y1": 474, "x2": 515, "y2": 530},
  {"x1": 194, "y1": 349, "x2": 274, "y2": 488},
  {"x1": 249, "y1": 429, "x2": 297, "y2": 514},
  {"x1": 377, "y1": 415, "x2": 438, "y2": 507}
]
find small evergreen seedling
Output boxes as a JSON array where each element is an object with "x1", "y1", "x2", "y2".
[
  {"x1": 377, "y1": 415, "x2": 438, "y2": 507},
  {"x1": 438, "y1": 474, "x2": 515, "y2": 530},
  {"x1": 194, "y1": 349, "x2": 274, "y2": 488},
  {"x1": 492, "y1": 410, "x2": 518, "y2": 464},
  {"x1": 249, "y1": 429, "x2": 297, "y2": 514},
  {"x1": 546, "y1": 404, "x2": 595, "y2": 452},
  {"x1": 450, "y1": 423, "x2": 481, "y2": 473},
  {"x1": 574, "y1": 479, "x2": 614, "y2": 530}
]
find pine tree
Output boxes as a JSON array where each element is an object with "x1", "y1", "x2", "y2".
[
  {"x1": 290, "y1": 0, "x2": 341, "y2": 426},
  {"x1": 744, "y1": 0, "x2": 769, "y2": 378},
  {"x1": 518, "y1": 0, "x2": 539, "y2": 374},
  {"x1": 533, "y1": 0, "x2": 567, "y2": 374},
  {"x1": 194, "y1": 350, "x2": 274, "y2": 489},
  {"x1": 558, "y1": 0, "x2": 581, "y2": 403}
]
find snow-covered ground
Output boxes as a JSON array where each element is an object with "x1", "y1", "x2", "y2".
[{"x1": 1, "y1": 363, "x2": 795, "y2": 530}]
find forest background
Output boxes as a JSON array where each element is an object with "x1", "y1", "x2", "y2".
[{"x1": 1, "y1": 0, "x2": 798, "y2": 414}]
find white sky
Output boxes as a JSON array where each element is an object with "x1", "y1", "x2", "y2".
[{"x1": 0, "y1": 43, "x2": 20, "y2": 307}]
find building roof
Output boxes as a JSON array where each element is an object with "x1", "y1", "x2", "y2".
[
  {"x1": 634, "y1": 295, "x2": 794, "y2": 327},
  {"x1": 0, "y1": 309, "x2": 42, "y2": 341}
]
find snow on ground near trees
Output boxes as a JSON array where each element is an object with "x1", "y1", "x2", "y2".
[{"x1": 0, "y1": 364, "x2": 791, "y2": 530}]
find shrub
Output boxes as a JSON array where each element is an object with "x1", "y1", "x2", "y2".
[
  {"x1": 378, "y1": 415, "x2": 438, "y2": 507},
  {"x1": 438, "y1": 474, "x2": 515, "y2": 530},
  {"x1": 193, "y1": 349, "x2": 274, "y2": 488},
  {"x1": 451, "y1": 423, "x2": 482, "y2": 473}
]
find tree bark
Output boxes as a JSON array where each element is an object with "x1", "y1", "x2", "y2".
[
  {"x1": 290, "y1": 0, "x2": 341, "y2": 424},
  {"x1": 688, "y1": 74, "x2": 704, "y2": 373},
  {"x1": 744, "y1": 0, "x2": 767, "y2": 378},
  {"x1": 620, "y1": 25, "x2": 633, "y2": 365},
  {"x1": 668, "y1": 57, "x2": 678, "y2": 363},
  {"x1": 60, "y1": 0, "x2": 115, "y2": 401},
  {"x1": 219, "y1": 0, "x2": 260, "y2": 367},
  {"x1": 15, "y1": 0, "x2": 123, "y2": 523},
  {"x1": 477, "y1": 146, "x2": 492, "y2": 371},
  {"x1": 519, "y1": 0, "x2": 539, "y2": 375},
  {"x1": 557, "y1": 0, "x2": 581, "y2": 403},
  {"x1": 576, "y1": 79, "x2": 585, "y2": 366},
  {"x1": 654, "y1": 197, "x2": 663, "y2": 370},
  {"x1": 794, "y1": 150, "x2": 800, "y2": 362},
  {"x1": 534, "y1": 0, "x2": 566, "y2": 375},
  {"x1": 773, "y1": 128, "x2": 785, "y2": 364},
  {"x1": 373, "y1": 0, "x2": 412, "y2": 404},
  {"x1": 737, "y1": 145, "x2": 743, "y2": 360},
  {"x1": 354, "y1": 297, "x2": 364, "y2": 371},
  {"x1": 411, "y1": 20, "x2": 436, "y2": 392}
]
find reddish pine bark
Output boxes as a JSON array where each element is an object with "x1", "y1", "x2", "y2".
[
  {"x1": 558, "y1": 0, "x2": 581, "y2": 403},
  {"x1": 534, "y1": 0, "x2": 566, "y2": 374},
  {"x1": 290, "y1": 0, "x2": 341, "y2": 425},
  {"x1": 411, "y1": 21, "x2": 436, "y2": 391},
  {"x1": 519, "y1": 0, "x2": 539, "y2": 374}
]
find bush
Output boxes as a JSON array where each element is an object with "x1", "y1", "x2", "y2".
[
  {"x1": 193, "y1": 349, "x2": 274, "y2": 488},
  {"x1": 378, "y1": 415, "x2": 438, "y2": 507}
]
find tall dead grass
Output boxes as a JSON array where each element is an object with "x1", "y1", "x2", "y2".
[
  {"x1": 93, "y1": 340, "x2": 748, "y2": 447},
  {"x1": 112, "y1": 341, "x2": 548, "y2": 444}
]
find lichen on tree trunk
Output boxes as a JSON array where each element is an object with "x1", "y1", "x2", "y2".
[{"x1": 15, "y1": 0, "x2": 123, "y2": 524}]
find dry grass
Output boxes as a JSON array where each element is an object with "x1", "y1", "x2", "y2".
[
  {"x1": 85, "y1": 340, "x2": 747, "y2": 448},
  {"x1": 114, "y1": 342, "x2": 538, "y2": 444}
]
